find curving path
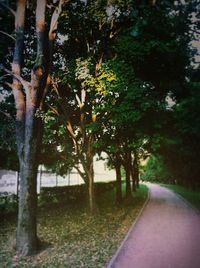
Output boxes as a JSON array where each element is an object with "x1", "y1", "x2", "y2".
[{"x1": 107, "y1": 183, "x2": 200, "y2": 268}]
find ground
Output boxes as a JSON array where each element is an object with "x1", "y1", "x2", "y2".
[{"x1": 0, "y1": 184, "x2": 147, "y2": 267}]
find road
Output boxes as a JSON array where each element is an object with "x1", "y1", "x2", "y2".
[{"x1": 107, "y1": 183, "x2": 200, "y2": 268}]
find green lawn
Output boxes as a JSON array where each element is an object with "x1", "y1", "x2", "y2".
[
  {"x1": 0, "y1": 184, "x2": 148, "y2": 268},
  {"x1": 162, "y1": 184, "x2": 200, "y2": 212}
]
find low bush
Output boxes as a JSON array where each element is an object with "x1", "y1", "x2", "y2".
[
  {"x1": 39, "y1": 181, "x2": 116, "y2": 207},
  {"x1": 0, "y1": 194, "x2": 18, "y2": 214},
  {"x1": 0, "y1": 181, "x2": 117, "y2": 214}
]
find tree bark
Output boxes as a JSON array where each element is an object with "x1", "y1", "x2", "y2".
[
  {"x1": 133, "y1": 150, "x2": 139, "y2": 188},
  {"x1": 85, "y1": 134, "x2": 98, "y2": 214},
  {"x1": 129, "y1": 152, "x2": 136, "y2": 192},
  {"x1": 125, "y1": 165, "x2": 132, "y2": 199},
  {"x1": 87, "y1": 158, "x2": 97, "y2": 214},
  {"x1": 11, "y1": 0, "x2": 37, "y2": 255},
  {"x1": 73, "y1": 137, "x2": 98, "y2": 214},
  {"x1": 131, "y1": 164, "x2": 136, "y2": 192},
  {"x1": 113, "y1": 152, "x2": 122, "y2": 205},
  {"x1": 15, "y1": 0, "x2": 47, "y2": 255},
  {"x1": 115, "y1": 162, "x2": 122, "y2": 205},
  {"x1": 124, "y1": 152, "x2": 132, "y2": 199},
  {"x1": 9, "y1": 0, "x2": 63, "y2": 255}
]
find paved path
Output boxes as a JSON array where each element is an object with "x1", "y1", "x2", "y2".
[{"x1": 107, "y1": 183, "x2": 200, "y2": 268}]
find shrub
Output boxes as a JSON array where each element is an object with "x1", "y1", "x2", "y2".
[{"x1": 0, "y1": 194, "x2": 18, "y2": 214}]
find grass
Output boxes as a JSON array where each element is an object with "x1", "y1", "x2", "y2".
[
  {"x1": 0, "y1": 183, "x2": 148, "y2": 268},
  {"x1": 162, "y1": 184, "x2": 200, "y2": 212}
]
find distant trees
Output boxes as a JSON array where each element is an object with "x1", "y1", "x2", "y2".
[{"x1": 147, "y1": 77, "x2": 200, "y2": 189}]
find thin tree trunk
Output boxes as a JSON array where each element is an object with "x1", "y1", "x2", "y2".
[
  {"x1": 16, "y1": 171, "x2": 20, "y2": 200},
  {"x1": 124, "y1": 152, "x2": 132, "y2": 199},
  {"x1": 133, "y1": 150, "x2": 139, "y2": 188},
  {"x1": 115, "y1": 162, "x2": 122, "y2": 205},
  {"x1": 76, "y1": 150, "x2": 98, "y2": 214},
  {"x1": 88, "y1": 161, "x2": 96, "y2": 214},
  {"x1": 125, "y1": 165, "x2": 132, "y2": 199},
  {"x1": 86, "y1": 141, "x2": 98, "y2": 214},
  {"x1": 130, "y1": 152, "x2": 136, "y2": 192},
  {"x1": 131, "y1": 166, "x2": 136, "y2": 192}
]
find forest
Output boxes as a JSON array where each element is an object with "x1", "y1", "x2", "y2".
[{"x1": 0, "y1": 0, "x2": 200, "y2": 262}]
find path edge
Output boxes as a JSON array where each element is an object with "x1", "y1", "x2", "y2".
[{"x1": 106, "y1": 183, "x2": 150, "y2": 268}]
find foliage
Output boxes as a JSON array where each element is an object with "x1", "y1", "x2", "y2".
[
  {"x1": 152, "y1": 79, "x2": 200, "y2": 188},
  {"x1": 142, "y1": 155, "x2": 173, "y2": 183},
  {"x1": 0, "y1": 94, "x2": 18, "y2": 170},
  {"x1": 0, "y1": 194, "x2": 18, "y2": 215},
  {"x1": 163, "y1": 184, "x2": 200, "y2": 212}
]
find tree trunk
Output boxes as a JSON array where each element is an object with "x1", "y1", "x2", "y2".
[
  {"x1": 77, "y1": 146, "x2": 98, "y2": 214},
  {"x1": 130, "y1": 152, "x2": 136, "y2": 192},
  {"x1": 115, "y1": 163, "x2": 122, "y2": 204},
  {"x1": 16, "y1": 84, "x2": 44, "y2": 255},
  {"x1": 124, "y1": 164, "x2": 132, "y2": 199},
  {"x1": 11, "y1": 0, "x2": 37, "y2": 255},
  {"x1": 10, "y1": 0, "x2": 62, "y2": 256},
  {"x1": 124, "y1": 152, "x2": 132, "y2": 199},
  {"x1": 14, "y1": 0, "x2": 46, "y2": 255},
  {"x1": 86, "y1": 145, "x2": 98, "y2": 214},
  {"x1": 131, "y1": 165, "x2": 136, "y2": 192},
  {"x1": 17, "y1": 157, "x2": 38, "y2": 255},
  {"x1": 88, "y1": 161, "x2": 97, "y2": 214},
  {"x1": 133, "y1": 150, "x2": 139, "y2": 188}
]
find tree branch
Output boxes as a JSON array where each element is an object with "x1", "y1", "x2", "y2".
[
  {"x1": 0, "y1": 2, "x2": 16, "y2": 16},
  {"x1": 74, "y1": 166, "x2": 87, "y2": 182},
  {"x1": 66, "y1": 121, "x2": 79, "y2": 154},
  {"x1": 47, "y1": 103, "x2": 59, "y2": 116},
  {"x1": 0, "y1": 110, "x2": 13, "y2": 120},
  {"x1": 0, "y1": 31, "x2": 15, "y2": 41},
  {"x1": 49, "y1": 0, "x2": 64, "y2": 35},
  {"x1": 1, "y1": 66, "x2": 31, "y2": 91},
  {"x1": 5, "y1": 82, "x2": 14, "y2": 90}
]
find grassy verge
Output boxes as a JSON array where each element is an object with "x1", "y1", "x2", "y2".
[
  {"x1": 0, "y1": 184, "x2": 148, "y2": 268},
  {"x1": 162, "y1": 184, "x2": 200, "y2": 212}
]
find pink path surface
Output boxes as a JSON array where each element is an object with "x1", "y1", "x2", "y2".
[{"x1": 107, "y1": 183, "x2": 200, "y2": 268}]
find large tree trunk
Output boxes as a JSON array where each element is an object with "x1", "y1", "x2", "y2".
[
  {"x1": 12, "y1": 0, "x2": 38, "y2": 255},
  {"x1": 17, "y1": 154, "x2": 38, "y2": 255},
  {"x1": 16, "y1": 103, "x2": 43, "y2": 255},
  {"x1": 14, "y1": 0, "x2": 47, "y2": 255},
  {"x1": 9, "y1": 0, "x2": 63, "y2": 256}
]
